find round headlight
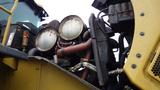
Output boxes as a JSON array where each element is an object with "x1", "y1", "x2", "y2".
[
  {"x1": 35, "y1": 28, "x2": 57, "y2": 51},
  {"x1": 59, "y1": 15, "x2": 84, "y2": 40}
]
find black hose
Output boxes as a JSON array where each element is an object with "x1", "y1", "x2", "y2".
[
  {"x1": 119, "y1": 47, "x2": 130, "y2": 68},
  {"x1": 118, "y1": 33, "x2": 126, "y2": 60}
]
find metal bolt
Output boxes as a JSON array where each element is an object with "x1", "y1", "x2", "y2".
[
  {"x1": 136, "y1": 53, "x2": 141, "y2": 58},
  {"x1": 140, "y1": 12, "x2": 145, "y2": 16},
  {"x1": 131, "y1": 64, "x2": 137, "y2": 69},
  {"x1": 140, "y1": 32, "x2": 145, "y2": 36}
]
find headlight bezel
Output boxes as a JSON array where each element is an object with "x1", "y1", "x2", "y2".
[
  {"x1": 59, "y1": 15, "x2": 84, "y2": 41},
  {"x1": 35, "y1": 28, "x2": 58, "y2": 52}
]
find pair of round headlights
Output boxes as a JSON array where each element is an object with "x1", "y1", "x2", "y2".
[{"x1": 35, "y1": 15, "x2": 84, "y2": 52}]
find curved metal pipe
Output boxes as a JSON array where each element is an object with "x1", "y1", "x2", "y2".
[
  {"x1": 81, "y1": 50, "x2": 91, "y2": 80},
  {"x1": 57, "y1": 38, "x2": 92, "y2": 57}
]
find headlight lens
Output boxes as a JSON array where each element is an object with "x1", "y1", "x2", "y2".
[
  {"x1": 59, "y1": 15, "x2": 84, "y2": 40},
  {"x1": 36, "y1": 28, "x2": 57, "y2": 51}
]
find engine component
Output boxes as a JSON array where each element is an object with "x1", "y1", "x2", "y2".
[
  {"x1": 81, "y1": 50, "x2": 91, "y2": 80},
  {"x1": 92, "y1": 0, "x2": 134, "y2": 33},
  {"x1": 35, "y1": 28, "x2": 57, "y2": 52},
  {"x1": 89, "y1": 14, "x2": 117, "y2": 87},
  {"x1": 22, "y1": 30, "x2": 29, "y2": 52},
  {"x1": 69, "y1": 61, "x2": 96, "y2": 73},
  {"x1": 1, "y1": 22, "x2": 37, "y2": 53},
  {"x1": 6, "y1": 25, "x2": 21, "y2": 47},
  {"x1": 89, "y1": 14, "x2": 109, "y2": 86},
  {"x1": 92, "y1": 0, "x2": 108, "y2": 11},
  {"x1": 108, "y1": 2, "x2": 134, "y2": 33},
  {"x1": 57, "y1": 38, "x2": 92, "y2": 57},
  {"x1": 46, "y1": 20, "x2": 60, "y2": 31},
  {"x1": 108, "y1": 68, "x2": 123, "y2": 75},
  {"x1": 82, "y1": 30, "x2": 90, "y2": 41},
  {"x1": 59, "y1": 15, "x2": 84, "y2": 41},
  {"x1": 57, "y1": 38, "x2": 76, "y2": 48}
]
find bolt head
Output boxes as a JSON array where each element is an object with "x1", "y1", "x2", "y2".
[
  {"x1": 136, "y1": 53, "x2": 141, "y2": 58},
  {"x1": 131, "y1": 64, "x2": 137, "y2": 69},
  {"x1": 140, "y1": 12, "x2": 145, "y2": 16},
  {"x1": 140, "y1": 32, "x2": 145, "y2": 36}
]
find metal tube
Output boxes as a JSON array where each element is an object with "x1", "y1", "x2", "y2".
[
  {"x1": 81, "y1": 50, "x2": 91, "y2": 80},
  {"x1": 108, "y1": 68, "x2": 123, "y2": 75},
  {"x1": 2, "y1": 16, "x2": 12, "y2": 45},
  {"x1": 57, "y1": 38, "x2": 92, "y2": 57},
  {"x1": 0, "y1": 6, "x2": 11, "y2": 14},
  {"x1": 11, "y1": 0, "x2": 19, "y2": 13},
  {"x1": 2, "y1": 0, "x2": 19, "y2": 46}
]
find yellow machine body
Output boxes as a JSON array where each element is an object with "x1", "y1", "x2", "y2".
[
  {"x1": 0, "y1": 0, "x2": 160, "y2": 90},
  {"x1": 124, "y1": 0, "x2": 160, "y2": 90},
  {"x1": 0, "y1": 59, "x2": 93, "y2": 90}
]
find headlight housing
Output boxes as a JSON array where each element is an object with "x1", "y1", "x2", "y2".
[
  {"x1": 59, "y1": 15, "x2": 84, "y2": 40},
  {"x1": 35, "y1": 28, "x2": 57, "y2": 51}
]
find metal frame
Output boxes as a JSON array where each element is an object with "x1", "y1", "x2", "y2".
[
  {"x1": 0, "y1": 0, "x2": 19, "y2": 46},
  {"x1": 0, "y1": 0, "x2": 19, "y2": 70}
]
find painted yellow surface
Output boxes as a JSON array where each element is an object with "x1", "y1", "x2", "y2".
[
  {"x1": 1, "y1": 0, "x2": 160, "y2": 90},
  {"x1": 2, "y1": 57, "x2": 18, "y2": 70},
  {"x1": 124, "y1": 0, "x2": 160, "y2": 90},
  {"x1": 0, "y1": 59, "x2": 92, "y2": 90}
]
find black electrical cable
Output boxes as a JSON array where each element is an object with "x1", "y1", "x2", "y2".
[
  {"x1": 113, "y1": 48, "x2": 118, "y2": 52},
  {"x1": 118, "y1": 33, "x2": 126, "y2": 60},
  {"x1": 97, "y1": 8, "x2": 108, "y2": 19},
  {"x1": 96, "y1": 19, "x2": 107, "y2": 36},
  {"x1": 97, "y1": 8, "x2": 108, "y2": 24},
  {"x1": 101, "y1": 15, "x2": 111, "y2": 28},
  {"x1": 119, "y1": 46, "x2": 130, "y2": 68},
  {"x1": 97, "y1": 8, "x2": 111, "y2": 27},
  {"x1": 101, "y1": 14, "x2": 107, "y2": 18},
  {"x1": 96, "y1": 7, "x2": 113, "y2": 37},
  {"x1": 96, "y1": 8, "x2": 109, "y2": 36}
]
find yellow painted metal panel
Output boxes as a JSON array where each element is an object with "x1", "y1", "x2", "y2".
[
  {"x1": 39, "y1": 61, "x2": 91, "y2": 90},
  {"x1": 0, "y1": 59, "x2": 94, "y2": 90},
  {"x1": 2, "y1": 57, "x2": 18, "y2": 70},
  {"x1": 124, "y1": 0, "x2": 160, "y2": 90},
  {"x1": 5, "y1": 60, "x2": 41, "y2": 90}
]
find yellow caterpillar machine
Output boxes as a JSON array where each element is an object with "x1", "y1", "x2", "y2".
[{"x1": 0, "y1": 0, "x2": 160, "y2": 90}]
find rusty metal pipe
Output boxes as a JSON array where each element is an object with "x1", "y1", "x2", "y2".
[
  {"x1": 81, "y1": 50, "x2": 91, "y2": 80},
  {"x1": 57, "y1": 38, "x2": 92, "y2": 57}
]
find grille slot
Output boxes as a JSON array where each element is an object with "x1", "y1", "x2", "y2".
[{"x1": 151, "y1": 55, "x2": 160, "y2": 77}]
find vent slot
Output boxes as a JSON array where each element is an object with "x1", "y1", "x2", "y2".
[{"x1": 151, "y1": 55, "x2": 160, "y2": 77}]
